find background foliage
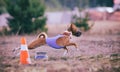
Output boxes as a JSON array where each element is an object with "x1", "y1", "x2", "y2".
[
  {"x1": 71, "y1": 14, "x2": 90, "y2": 31},
  {"x1": 0, "y1": 0, "x2": 7, "y2": 14},
  {"x1": 0, "y1": 0, "x2": 114, "y2": 35},
  {"x1": 5, "y1": 0, "x2": 47, "y2": 35},
  {"x1": 45, "y1": 0, "x2": 114, "y2": 11}
]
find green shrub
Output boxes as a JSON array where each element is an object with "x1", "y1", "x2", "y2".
[
  {"x1": 71, "y1": 13, "x2": 90, "y2": 31},
  {"x1": 5, "y1": 0, "x2": 47, "y2": 35}
]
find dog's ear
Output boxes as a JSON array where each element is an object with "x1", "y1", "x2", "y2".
[{"x1": 67, "y1": 24, "x2": 77, "y2": 32}]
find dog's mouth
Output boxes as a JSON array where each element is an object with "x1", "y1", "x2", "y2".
[{"x1": 73, "y1": 31, "x2": 82, "y2": 37}]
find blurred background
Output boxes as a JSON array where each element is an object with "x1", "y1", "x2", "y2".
[
  {"x1": 0, "y1": 0, "x2": 120, "y2": 35},
  {"x1": 0, "y1": 0, "x2": 120, "y2": 72}
]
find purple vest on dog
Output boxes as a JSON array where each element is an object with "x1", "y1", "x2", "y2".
[{"x1": 46, "y1": 35, "x2": 64, "y2": 49}]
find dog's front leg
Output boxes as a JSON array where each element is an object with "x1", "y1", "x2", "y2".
[
  {"x1": 66, "y1": 43, "x2": 79, "y2": 51},
  {"x1": 66, "y1": 43, "x2": 77, "y2": 49},
  {"x1": 63, "y1": 47, "x2": 68, "y2": 56}
]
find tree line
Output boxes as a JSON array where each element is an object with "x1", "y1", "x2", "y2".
[
  {"x1": 0, "y1": 0, "x2": 46, "y2": 35},
  {"x1": 0, "y1": 0, "x2": 114, "y2": 35}
]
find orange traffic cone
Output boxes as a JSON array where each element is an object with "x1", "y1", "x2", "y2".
[{"x1": 20, "y1": 37, "x2": 31, "y2": 64}]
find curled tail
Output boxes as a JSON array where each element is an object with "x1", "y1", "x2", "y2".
[
  {"x1": 28, "y1": 32, "x2": 47, "y2": 49},
  {"x1": 37, "y1": 32, "x2": 48, "y2": 39}
]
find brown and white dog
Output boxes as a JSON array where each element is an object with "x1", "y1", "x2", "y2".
[{"x1": 13, "y1": 24, "x2": 82, "y2": 56}]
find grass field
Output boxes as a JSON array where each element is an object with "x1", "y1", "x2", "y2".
[{"x1": 0, "y1": 21, "x2": 120, "y2": 72}]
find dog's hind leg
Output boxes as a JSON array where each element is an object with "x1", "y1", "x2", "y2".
[
  {"x1": 12, "y1": 47, "x2": 20, "y2": 53},
  {"x1": 13, "y1": 52, "x2": 20, "y2": 59},
  {"x1": 12, "y1": 47, "x2": 20, "y2": 59}
]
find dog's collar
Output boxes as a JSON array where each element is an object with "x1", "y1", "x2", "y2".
[{"x1": 46, "y1": 35, "x2": 64, "y2": 49}]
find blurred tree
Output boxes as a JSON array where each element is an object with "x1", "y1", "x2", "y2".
[
  {"x1": 71, "y1": 14, "x2": 90, "y2": 31},
  {"x1": 97, "y1": 0, "x2": 113, "y2": 7},
  {"x1": 44, "y1": 0, "x2": 113, "y2": 11},
  {"x1": 58, "y1": 0, "x2": 81, "y2": 10},
  {"x1": 45, "y1": 0, "x2": 62, "y2": 11},
  {"x1": 89, "y1": 0, "x2": 113, "y2": 7},
  {"x1": 0, "y1": 0, "x2": 6, "y2": 14},
  {"x1": 5, "y1": 0, "x2": 47, "y2": 34}
]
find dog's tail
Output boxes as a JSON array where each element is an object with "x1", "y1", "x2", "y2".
[{"x1": 37, "y1": 32, "x2": 48, "y2": 39}]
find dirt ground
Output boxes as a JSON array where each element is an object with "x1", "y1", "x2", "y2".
[{"x1": 0, "y1": 21, "x2": 120, "y2": 72}]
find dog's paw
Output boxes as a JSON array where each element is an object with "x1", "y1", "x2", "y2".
[
  {"x1": 62, "y1": 50, "x2": 67, "y2": 56},
  {"x1": 12, "y1": 49, "x2": 16, "y2": 52},
  {"x1": 12, "y1": 56, "x2": 16, "y2": 59}
]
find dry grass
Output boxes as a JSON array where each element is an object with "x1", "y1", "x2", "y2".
[
  {"x1": 0, "y1": 21, "x2": 120, "y2": 72},
  {"x1": 88, "y1": 21, "x2": 120, "y2": 35}
]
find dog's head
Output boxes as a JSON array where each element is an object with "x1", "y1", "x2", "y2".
[{"x1": 67, "y1": 24, "x2": 82, "y2": 37}]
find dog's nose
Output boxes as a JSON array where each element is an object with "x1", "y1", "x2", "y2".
[{"x1": 75, "y1": 31, "x2": 82, "y2": 37}]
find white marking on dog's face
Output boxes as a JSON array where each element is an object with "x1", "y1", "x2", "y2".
[
  {"x1": 63, "y1": 31, "x2": 72, "y2": 39},
  {"x1": 63, "y1": 31, "x2": 72, "y2": 36}
]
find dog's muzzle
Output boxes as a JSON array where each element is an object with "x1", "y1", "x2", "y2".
[{"x1": 73, "y1": 31, "x2": 82, "y2": 37}]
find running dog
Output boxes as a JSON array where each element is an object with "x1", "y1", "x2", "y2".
[{"x1": 13, "y1": 24, "x2": 82, "y2": 56}]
